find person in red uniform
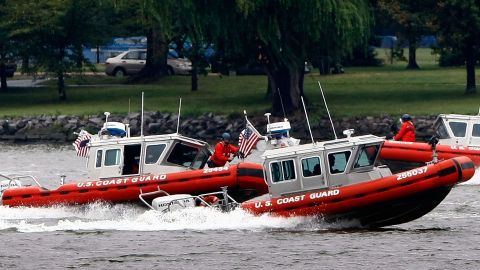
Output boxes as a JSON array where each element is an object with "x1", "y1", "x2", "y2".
[
  {"x1": 394, "y1": 114, "x2": 416, "y2": 142},
  {"x1": 208, "y1": 133, "x2": 239, "y2": 167}
]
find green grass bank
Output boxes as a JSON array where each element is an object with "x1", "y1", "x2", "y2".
[{"x1": 2, "y1": 48, "x2": 479, "y2": 119}]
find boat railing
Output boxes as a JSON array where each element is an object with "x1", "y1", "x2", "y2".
[
  {"x1": 0, "y1": 173, "x2": 42, "y2": 187},
  {"x1": 139, "y1": 186, "x2": 239, "y2": 212}
]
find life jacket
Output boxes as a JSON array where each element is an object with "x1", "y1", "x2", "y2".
[
  {"x1": 209, "y1": 141, "x2": 239, "y2": 167},
  {"x1": 394, "y1": 121, "x2": 416, "y2": 142}
]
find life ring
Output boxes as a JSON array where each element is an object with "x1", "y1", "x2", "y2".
[{"x1": 200, "y1": 195, "x2": 220, "y2": 207}]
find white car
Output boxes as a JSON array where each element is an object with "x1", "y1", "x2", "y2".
[{"x1": 105, "y1": 49, "x2": 192, "y2": 76}]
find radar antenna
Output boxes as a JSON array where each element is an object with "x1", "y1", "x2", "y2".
[
  {"x1": 317, "y1": 81, "x2": 337, "y2": 139},
  {"x1": 301, "y1": 96, "x2": 315, "y2": 145},
  {"x1": 176, "y1": 98, "x2": 182, "y2": 134}
]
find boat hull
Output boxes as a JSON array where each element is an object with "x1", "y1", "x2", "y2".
[
  {"x1": 1, "y1": 163, "x2": 267, "y2": 207},
  {"x1": 241, "y1": 156, "x2": 474, "y2": 228}
]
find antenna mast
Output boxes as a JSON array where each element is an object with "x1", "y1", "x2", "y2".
[
  {"x1": 317, "y1": 81, "x2": 337, "y2": 139},
  {"x1": 176, "y1": 98, "x2": 182, "y2": 134},
  {"x1": 140, "y1": 92, "x2": 144, "y2": 137},
  {"x1": 277, "y1": 88, "x2": 287, "y2": 119},
  {"x1": 301, "y1": 96, "x2": 315, "y2": 145}
]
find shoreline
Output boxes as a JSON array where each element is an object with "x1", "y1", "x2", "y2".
[{"x1": 0, "y1": 112, "x2": 438, "y2": 143}]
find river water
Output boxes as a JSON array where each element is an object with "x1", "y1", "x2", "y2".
[{"x1": 1, "y1": 143, "x2": 480, "y2": 269}]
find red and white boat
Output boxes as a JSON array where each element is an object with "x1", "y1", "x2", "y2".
[
  {"x1": 379, "y1": 114, "x2": 480, "y2": 170},
  {"x1": 0, "y1": 114, "x2": 268, "y2": 207},
  {"x1": 142, "y1": 130, "x2": 475, "y2": 228}
]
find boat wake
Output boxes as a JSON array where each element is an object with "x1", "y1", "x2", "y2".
[{"x1": 0, "y1": 202, "x2": 338, "y2": 233}]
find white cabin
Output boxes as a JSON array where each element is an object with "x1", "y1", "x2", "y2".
[
  {"x1": 262, "y1": 134, "x2": 391, "y2": 197},
  {"x1": 86, "y1": 131, "x2": 211, "y2": 179},
  {"x1": 433, "y1": 114, "x2": 480, "y2": 147}
]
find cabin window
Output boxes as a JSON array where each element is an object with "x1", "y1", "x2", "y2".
[
  {"x1": 270, "y1": 159, "x2": 296, "y2": 183},
  {"x1": 105, "y1": 149, "x2": 121, "y2": 166},
  {"x1": 434, "y1": 120, "x2": 450, "y2": 139},
  {"x1": 145, "y1": 144, "x2": 166, "y2": 164},
  {"x1": 354, "y1": 144, "x2": 379, "y2": 168},
  {"x1": 301, "y1": 157, "x2": 321, "y2": 177},
  {"x1": 449, "y1": 121, "x2": 467, "y2": 137},
  {"x1": 95, "y1": 150, "x2": 103, "y2": 168},
  {"x1": 328, "y1": 151, "x2": 351, "y2": 174},
  {"x1": 191, "y1": 150, "x2": 210, "y2": 170},
  {"x1": 167, "y1": 143, "x2": 199, "y2": 167},
  {"x1": 472, "y1": 124, "x2": 480, "y2": 137}
]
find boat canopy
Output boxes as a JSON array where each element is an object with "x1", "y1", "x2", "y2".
[
  {"x1": 86, "y1": 133, "x2": 211, "y2": 179},
  {"x1": 433, "y1": 114, "x2": 480, "y2": 147},
  {"x1": 262, "y1": 134, "x2": 391, "y2": 197}
]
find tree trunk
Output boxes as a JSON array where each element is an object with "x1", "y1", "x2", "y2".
[
  {"x1": 96, "y1": 45, "x2": 100, "y2": 64},
  {"x1": 58, "y1": 47, "x2": 66, "y2": 100},
  {"x1": 75, "y1": 44, "x2": 83, "y2": 69},
  {"x1": 0, "y1": 62, "x2": 7, "y2": 92},
  {"x1": 191, "y1": 63, "x2": 198, "y2": 91},
  {"x1": 267, "y1": 65, "x2": 303, "y2": 116},
  {"x1": 407, "y1": 42, "x2": 419, "y2": 69},
  {"x1": 191, "y1": 39, "x2": 199, "y2": 91},
  {"x1": 266, "y1": 77, "x2": 272, "y2": 98},
  {"x1": 132, "y1": 27, "x2": 168, "y2": 81},
  {"x1": 21, "y1": 55, "x2": 29, "y2": 74},
  {"x1": 58, "y1": 71, "x2": 66, "y2": 100},
  {"x1": 465, "y1": 47, "x2": 477, "y2": 94}
]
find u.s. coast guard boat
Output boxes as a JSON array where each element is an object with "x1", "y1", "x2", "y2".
[
  {"x1": 0, "y1": 113, "x2": 268, "y2": 207},
  {"x1": 143, "y1": 129, "x2": 475, "y2": 228},
  {"x1": 380, "y1": 113, "x2": 480, "y2": 167}
]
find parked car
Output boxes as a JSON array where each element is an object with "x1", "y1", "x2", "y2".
[{"x1": 105, "y1": 49, "x2": 192, "y2": 77}]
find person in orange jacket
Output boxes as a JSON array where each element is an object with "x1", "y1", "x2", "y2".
[
  {"x1": 394, "y1": 114, "x2": 416, "y2": 142},
  {"x1": 208, "y1": 132, "x2": 239, "y2": 167}
]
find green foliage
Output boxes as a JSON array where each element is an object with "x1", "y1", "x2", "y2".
[
  {"x1": 343, "y1": 46, "x2": 383, "y2": 67},
  {"x1": 3, "y1": 0, "x2": 118, "y2": 97},
  {"x1": 434, "y1": 0, "x2": 480, "y2": 92}
]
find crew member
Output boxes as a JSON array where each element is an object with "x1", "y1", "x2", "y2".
[
  {"x1": 394, "y1": 114, "x2": 416, "y2": 142},
  {"x1": 208, "y1": 132, "x2": 239, "y2": 167}
]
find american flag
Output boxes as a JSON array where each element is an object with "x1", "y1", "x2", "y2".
[
  {"x1": 238, "y1": 120, "x2": 261, "y2": 158},
  {"x1": 73, "y1": 130, "x2": 92, "y2": 158}
]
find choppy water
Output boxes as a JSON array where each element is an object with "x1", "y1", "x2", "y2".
[{"x1": 1, "y1": 143, "x2": 480, "y2": 269}]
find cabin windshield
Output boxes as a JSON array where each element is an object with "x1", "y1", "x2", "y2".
[
  {"x1": 434, "y1": 119, "x2": 450, "y2": 139},
  {"x1": 354, "y1": 144, "x2": 380, "y2": 168},
  {"x1": 328, "y1": 151, "x2": 351, "y2": 174},
  {"x1": 166, "y1": 142, "x2": 200, "y2": 167},
  {"x1": 301, "y1": 157, "x2": 321, "y2": 177},
  {"x1": 191, "y1": 150, "x2": 210, "y2": 169}
]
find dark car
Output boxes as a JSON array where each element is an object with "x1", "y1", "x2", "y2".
[{"x1": 1, "y1": 63, "x2": 17, "y2": 77}]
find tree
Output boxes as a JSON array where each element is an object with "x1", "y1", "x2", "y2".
[
  {"x1": 171, "y1": 0, "x2": 219, "y2": 91},
  {"x1": 5, "y1": 0, "x2": 116, "y2": 100},
  {"x1": 0, "y1": 0, "x2": 14, "y2": 91},
  {"x1": 229, "y1": 0, "x2": 372, "y2": 115},
  {"x1": 435, "y1": 0, "x2": 480, "y2": 94},
  {"x1": 377, "y1": 0, "x2": 436, "y2": 69},
  {"x1": 112, "y1": 0, "x2": 176, "y2": 81}
]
